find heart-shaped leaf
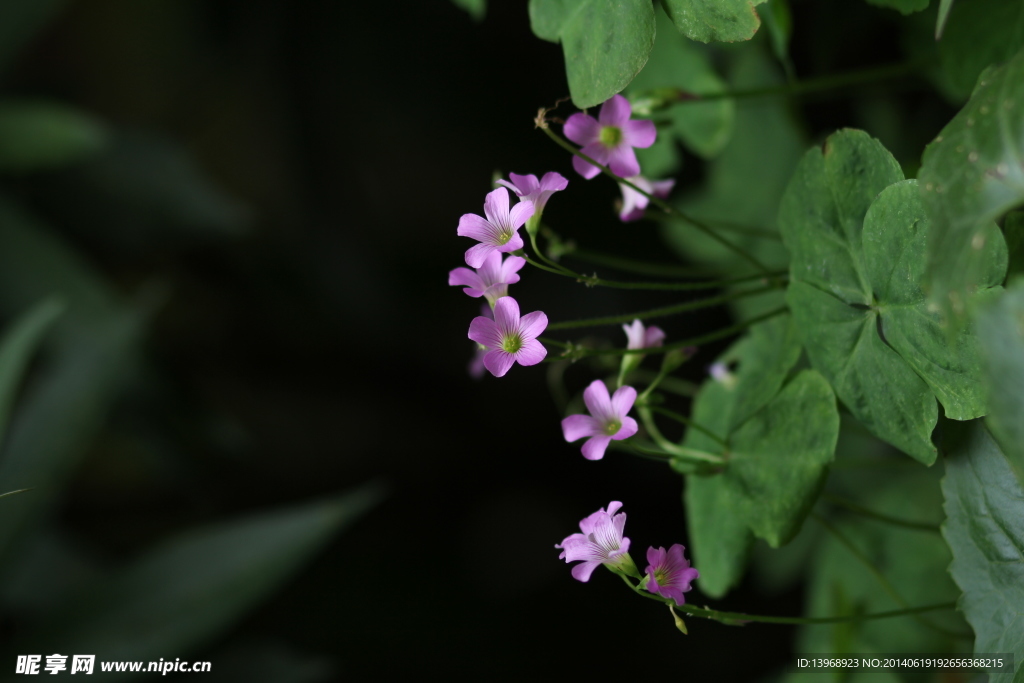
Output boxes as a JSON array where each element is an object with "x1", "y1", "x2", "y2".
[{"x1": 660, "y1": 0, "x2": 768, "y2": 43}]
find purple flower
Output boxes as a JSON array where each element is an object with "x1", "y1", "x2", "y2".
[
  {"x1": 644, "y1": 544, "x2": 699, "y2": 606},
  {"x1": 561, "y1": 380, "x2": 639, "y2": 460},
  {"x1": 449, "y1": 251, "x2": 526, "y2": 307},
  {"x1": 467, "y1": 296, "x2": 547, "y2": 377},
  {"x1": 457, "y1": 187, "x2": 534, "y2": 268},
  {"x1": 563, "y1": 95, "x2": 657, "y2": 179},
  {"x1": 622, "y1": 319, "x2": 665, "y2": 350},
  {"x1": 468, "y1": 304, "x2": 492, "y2": 380},
  {"x1": 710, "y1": 361, "x2": 737, "y2": 389},
  {"x1": 555, "y1": 501, "x2": 634, "y2": 582},
  {"x1": 496, "y1": 172, "x2": 568, "y2": 216},
  {"x1": 618, "y1": 175, "x2": 675, "y2": 222}
]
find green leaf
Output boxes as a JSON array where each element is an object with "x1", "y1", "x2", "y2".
[
  {"x1": 866, "y1": 0, "x2": 929, "y2": 15},
  {"x1": 781, "y1": 131, "x2": 1005, "y2": 463},
  {"x1": 683, "y1": 380, "x2": 752, "y2": 598},
  {"x1": 16, "y1": 486, "x2": 385, "y2": 661},
  {"x1": 528, "y1": 0, "x2": 656, "y2": 108},
  {"x1": 451, "y1": 0, "x2": 486, "y2": 21},
  {"x1": 941, "y1": 420, "x2": 1024, "y2": 682},
  {"x1": 0, "y1": 101, "x2": 108, "y2": 174},
  {"x1": 660, "y1": 0, "x2": 768, "y2": 43},
  {"x1": 761, "y1": 0, "x2": 793, "y2": 71},
  {"x1": 938, "y1": 0, "x2": 1024, "y2": 98},
  {"x1": 683, "y1": 330, "x2": 838, "y2": 596},
  {"x1": 0, "y1": 298, "x2": 62, "y2": 448},
  {"x1": 627, "y1": 11, "x2": 734, "y2": 159},
  {"x1": 977, "y1": 279, "x2": 1024, "y2": 490},
  {"x1": 0, "y1": 0, "x2": 67, "y2": 76},
  {"x1": 920, "y1": 49, "x2": 1024, "y2": 326}
]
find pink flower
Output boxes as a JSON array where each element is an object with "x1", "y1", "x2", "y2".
[
  {"x1": 555, "y1": 501, "x2": 634, "y2": 582},
  {"x1": 468, "y1": 304, "x2": 492, "y2": 380},
  {"x1": 448, "y1": 251, "x2": 525, "y2": 307},
  {"x1": 467, "y1": 296, "x2": 547, "y2": 377},
  {"x1": 618, "y1": 175, "x2": 675, "y2": 222},
  {"x1": 622, "y1": 319, "x2": 665, "y2": 350},
  {"x1": 496, "y1": 171, "x2": 568, "y2": 215},
  {"x1": 644, "y1": 544, "x2": 699, "y2": 606},
  {"x1": 561, "y1": 380, "x2": 639, "y2": 460},
  {"x1": 563, "y1": 95, "x2": 657, "y2": 179},
  {"x1": 457, "y1": 187, "x2": 534, "y2": 268}
]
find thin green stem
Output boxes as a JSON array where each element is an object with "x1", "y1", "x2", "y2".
[
  {"x1": 644, "y1": 211, "x2": 781, "y2": 240},
  {"x1": 823, "y1": 494, "x2": 941, "y2": 533},
  {"x1": 637, "y1": 406, "x2": 725, "y2": 464},
  {"x1": 649, "y1": 406, "x2": 727, "y2": 448},
  {"x1": 611, "y1": 441, "x2": 672, "y2": 462},
  {"x1": 567, "y1": 250, "x2": 721, "y2": 278},
  {"x1": 534, "y1": 258, "x2": 786, "y2": 291},
  {"x1": 528, "y1": 231, "x2": 576, "y2": 276},
  {"x1": 630, "y1": 370, "x2": 699, "y2": 397},
  {"x1": 547, "y1": 284, "x2": 776, "y2": 331},
  {"x1": 549, "y1": 306, "x2": 788, "y2": 360},
  {"x1": 812, "y1": 512, "x2": 971, "y2": 640},
  {"x1": 616, "y1": 573, "x2": 955, "y2": 625},
  {"x1": 537, "y1": 124, "x2": 772, "y2": 274},
  {"x1": 671, "y1": 60, "x2": 927, "y2": 105}
]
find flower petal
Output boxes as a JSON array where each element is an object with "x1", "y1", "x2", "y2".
[
  {"x1": 518, "y1": 310, "x2": 548, "y2": 341},
  {"x1": 539, "y1": 171, "x2": 569, "y2": 192},
  {"x1": 508, "y1": 200, "x2": 536, "y2": 229},
  {"x1": 465, "y1": 243, "x2": 495, "y2": 269},
  {"x1": 644, "y1": 326, "x2": 666, "y2": 347},
  {"x1": 483, "y1": 187, "x2": 510, "y2": 225},
  {"x1": 457, "y1": 213, "x2": 497, "y2": 242},
  {"x1": 613, "y1": 416, "x2": 638, "y2": 441},
  {"x1": 622, "y1": 319, "x2": 644, "y2": 349},
  {"x1": 483, "y1": 350, "x2": 515, "y2": 377},
  {"x1": 581, "y1": 435, "x2": 612, "y2": 460},
  {"x1": 651, "y1": 178, "x2": 676, "y2": 199},
  {"x1": 598, "y1": 94, "x2": 632, "y2": 126},
  {"x1": 562, "y1": 414, "x2": 602, "y2": 442},
  {"x1": 500, "y1": 255, "x2": 526, "y2": 283},
  {"x1": 508, "y1": 172, "x2": 539, "y2": 195},
  {"x1": 564, "y1": 113, "x2": 600, "y2": 145},
  {"x1": 468, "y1": 316, "x2": 501, "y2": 349},
  {"x1": 621, "y1": 118, "x2": 656, "y2": 148},
  {"x1": 582, "y1": 380, "x2": 614, "y2": 422},
  {"x1": 572, "y1": 153, "x2": 601, "y2": 180},
  {"x1": 607, "y1": 145, "x2": 640, "y2": 178},
  {"x1": 515, "y1": 338, "x2": 547, "y2": 366},
  {"x1": 448, "y1": 267, "x2": 485, "y2": 296},
  {"x1": 492, "y1": 296, "x2": 521, "y2": 336},
  {"x1": 570, "y1": 560, "x2": 602, "y2": 582},
  {"x1": 499, "y1": 231, "x2": 524, "y2": 254},
  {"x1": 610, "y1": 385, "x2": 637, "y2": 419}
]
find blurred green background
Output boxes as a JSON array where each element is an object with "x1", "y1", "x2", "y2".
[{"x1": 0, "y1": 0, "x2": 965, "y2": 679}]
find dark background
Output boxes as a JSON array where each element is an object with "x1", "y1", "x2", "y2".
[{"x1": 0, "y1": 0, "x2": 954, "y2": 679}]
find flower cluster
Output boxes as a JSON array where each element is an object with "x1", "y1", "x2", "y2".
[
  {"x1": 450, "y1": 95, "x2": 698, "y2": 620},
  {"x1": 555, "y1": 501, "x2": 698, "y2": 605}
]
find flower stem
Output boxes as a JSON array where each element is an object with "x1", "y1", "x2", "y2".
[
  {"x1": 648, "y1": 406, "x2": 728, "y2": 448},
  {"x1": 536, "y1": 123, "x2": 773, "y2": 274},
  {"x1": 637, "y1": 406, "x2": 725, "y2": 464},
  {"x1": 668, "y1": 60, "x2": 927, "y2": 105},
  {"x1": 567, "y1": 250, "x2": 721, "y2": 278},
  {"x1": 822, "y1": 494, "x2": 941, "y2": 533},
  {"x1": 616, "y1": 573, "x2": 955, "y2": 625},
  {"x1": 547, "y1": 284, "x2": 777, "y2": 331},
  {"x1": 528, "y1": 254, "x2": 787, "y2": 291}
]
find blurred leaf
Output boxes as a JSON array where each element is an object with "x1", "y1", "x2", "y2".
[
  {"x1": 37, "y1": 131, "x2": 249, "y2": 257},
  {"x1": 866, "y1": 0, "x2": 929, "y2": 15},
  {"x1": 938, "y1": 0, "x2": 1024, "y2": 97},
  {"x1": 450, "y1": 0, "x2": 486, "y2": 21},
  {"x1": 0, "y1": 297, "x2": 63, "y2": 448},
  {"x1": 23, "y1": 485, "x2": 385, "y2": 663},
  {"x1": 781, "y1": 132, "x2": 1003, "y2": 463},
  {"x1": 634, "y1": 134, "x2": 681, "y2": 179},
  {"x1": 628, "y1": 11, "x2": 734, "y2": 159},
  {"x1": 976, "y1": 279, "x2": 1024, "y2": 490},
  {"x1": 528, "y1": 0, "x2": 655, "y2": 108},
  {"x1": 797, "y1": 465, "x2": 966, "y2": 662},
  {"x1": 920, "y1": 50, "x2": 1024, "y2": 327},
  {"x1": 935, "y1": 0, "x2": 954, "y2": 39},
  {"x1": 0, "y1": 101, "x2": 108, "y2": 174},
  {"x1": 0, "y1": 0, "x2": 67, "y2": 76},
  {"x1": 660, "y1": 0, "x2": 768, "y2": 43},
  {"x1": 941, "y1": 420, "x2": 1024, "y2": 682},
  {"x1": 761, "y1": 0, "x2": 793, "y2": 72},
  {"x1": 0, "y1": 196, "x2": 145, "y2": 560}
]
